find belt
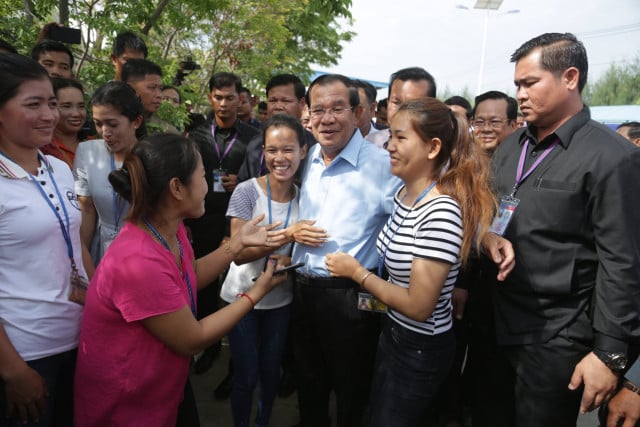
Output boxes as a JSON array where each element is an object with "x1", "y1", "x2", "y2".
[{"x1": 295, "y1": 272, "x2": 356, "y2": 288}]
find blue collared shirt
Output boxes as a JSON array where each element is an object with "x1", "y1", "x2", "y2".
[{"x1": 292, "y1": 130, "x2": 402, "y2": 276}]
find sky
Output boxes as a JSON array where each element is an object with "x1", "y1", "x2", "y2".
[{"x1": 315, "y1": 0, "x2": 640, "y2": 99}]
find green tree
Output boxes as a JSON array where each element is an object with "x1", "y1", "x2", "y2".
[{"x1": 583, "y1": 56, "x2": 640, "y2": 106}]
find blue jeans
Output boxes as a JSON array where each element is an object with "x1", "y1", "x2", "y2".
[
  {"x1": 228, "y1": 304, "x2": 291, "y2": 427},
  {"x1": 367, "y1": 317, "x2": 455, "y2": 427},
  {"x1": 0, "y1": 349, "x2": 76, "y2": 427}
]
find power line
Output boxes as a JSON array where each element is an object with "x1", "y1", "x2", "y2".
[{"x1": 577, "y1": 23, "x2": 640, "y2": 39}]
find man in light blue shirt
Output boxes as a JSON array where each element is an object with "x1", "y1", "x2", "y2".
[{"x1": 290, "y1": 74, "x2": 400, "y2": 427}]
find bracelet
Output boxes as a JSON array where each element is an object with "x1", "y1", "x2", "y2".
[
  {"x1": 623, "y1": 379, "x2": 640, "y2": 396},
  {"x1": 237, "y1": 292, "x2": 255, "y2": 308},
  {"x1": 225, "y1": 239, "x2": 237, "y2": 259},
  {"x1": 359, "y1": 271, "x2": 373, "y2": 289}
]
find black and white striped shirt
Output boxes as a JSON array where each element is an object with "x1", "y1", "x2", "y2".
[{"x1": 377, "y1": 194, "x2": 462, "y2": 335}]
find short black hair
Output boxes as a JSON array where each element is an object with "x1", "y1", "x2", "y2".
[
  {"x1": 208, "y1": 72, "x2": 242, "y2": 93},
  {"x1": 121, "y1": 58, "x2": 162, "y2": 82},
  {"x1": 511, "y1": 32, "x2": 588, "y2": 93},
  {"x1": 444, "y1": 96, "x2": 472, "y2": 119},
  {"x1": 112, "y1": 31, "x2": 148, "y2": 58},
  {"x1": 306, "y1": 74, "x2": 359, "y2": 109},
  {"x1": 377, "y1": 98, "x2": 387, "y2": 111},
  {"x1": 472, "y1": 91, "x2": 518, "y2": 121},
  {"x1": 389, "y1": 67, "x2": 437, "y2": 98},
  {"x1": 266, "y1": 74, "x2": 305, "y2": 99},
  {"x1": 31, "y1": 39, "x2": 74, "y2": 68},
  {"x1": 258, "y1": 101, "x2": 267, "y2": 110},
  {"x1": 239, "y1": 87, "x2": 252, "y2": 97},
  {"x1": 617, "y1": 121, "x2": 640, "y2": 139},
  {"x1": 0, "y1": 38, "x2": 18, "y2": 54},
  {"x1": 353, "y1": 79, "x2": 377, "y2": 105}
]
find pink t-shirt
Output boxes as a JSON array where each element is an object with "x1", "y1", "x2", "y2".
[{"x1": 74, "y1": 222, "x2": 197, "y2": 426}]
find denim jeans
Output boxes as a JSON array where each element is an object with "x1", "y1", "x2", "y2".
[
  {"x1": 0, "y1": 349, "x2": 76, "y2": 427},
  {"x1": 227, "y1": 304, "x2": 291, "y2": 427},
  {"x1": 367, "y1": 317, "x2": 455, "y2": 427}
]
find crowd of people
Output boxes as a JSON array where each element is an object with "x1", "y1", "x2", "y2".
[{"x1": 1, "y1": 26, "x2": 639, "y2": 427}]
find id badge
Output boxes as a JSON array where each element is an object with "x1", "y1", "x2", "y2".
[
  {"x1": 357, "y1": 292, "x2": 387, "y2": 313},
  {"x1": 68, "y1": 267, "x2": 89, "y2": 305},
  {"x1": 212, "y1": 169, "x2": 227, "y2": 193},
  {"x1": 489, "y1": 195, "x2": 519, "y2": 236}
]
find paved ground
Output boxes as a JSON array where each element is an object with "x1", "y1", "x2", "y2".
[{"x1": 191, "y1": 343, "x2": 600, "y2": 427}]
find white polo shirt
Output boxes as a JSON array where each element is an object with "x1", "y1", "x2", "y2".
[{"x1": 0, "y1": 153, "x2": 84, "y2": 361}]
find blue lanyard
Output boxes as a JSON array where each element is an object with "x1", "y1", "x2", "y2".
[
  {"x1": 378, "y1": 181, "x2": 437, "y2": 277},
  {"x1": 511, "y1": 138, "x2": 560, "y2": 197},
  {"x1": 266, "y1": 174, "x2": 292, "y2": 228},
  {"x1": 142, "y1": 218, "x2": 196, "y2": 316},
  {"x1": 18, "y1": 153, "x2": 76, "y2": 270},
  {"x1": 110, "y1": 153, "x2": 125, "y2": 231}
]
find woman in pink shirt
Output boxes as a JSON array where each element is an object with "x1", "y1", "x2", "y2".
[{"x1": 74, "y1": 133, "x2": 287, "y2": 426}]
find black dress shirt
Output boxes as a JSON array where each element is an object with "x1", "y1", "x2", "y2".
[{"x1": 491, "y1": 106, "x2": 640, "y2": 354}]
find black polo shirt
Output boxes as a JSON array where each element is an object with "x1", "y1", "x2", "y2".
[{"x1": 491, "y1": 106, "x2": 640, "y2": 354}]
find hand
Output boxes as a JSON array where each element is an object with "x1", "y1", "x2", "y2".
[
  {"x1": 606, "y1": 382, "x2": 640, "y2": 427},
  {"x1": 568, "y1": 352, "x2": 618, "y2": 413},
  {"x1": 288, "y1": 220, "x2": 329, "y2": 247},
  {"x1": 236, "y1": 214, "x2": 287, "y2": 251},
  {"x1": 325, "y1": 251, "x2": 362, "y2": 280},
  {"x1": 451, "y1": 288, "x2": 469, "y2": 320},
  {"x1": 4, "y1": 363, "x2": 48, "y2": 423},
  {"x1": 221, "y1": 174, "x2": 238, "y2": 192},
  {"x1": 481, "y1": 232, "x2": 515, "y2": 281},
  {"x1": 253, "y1": 256, "x2": 289, "y2": 294}
]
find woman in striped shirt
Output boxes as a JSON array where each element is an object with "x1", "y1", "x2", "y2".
[{"x1": 325, "y1": 97, "x2": 495, "y2": 427}]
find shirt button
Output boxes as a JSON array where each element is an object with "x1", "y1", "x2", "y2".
[
  {"x1": 49, "y1": 194, "x2": 54, "y2": 198},
  {"x1": 40, "y1": 181, "x2": 46, "y2": 185},
  {"x1": 531, "y1": 151, "x2": 538, "y2": 157}
]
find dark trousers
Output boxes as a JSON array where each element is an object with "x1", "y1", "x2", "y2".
[
  {"x1": 367, "y1": 317, "x2": 455, "y2": 427},
  {"x1": 291, "y1": 281, "x2": 380, "y2": 427},
  {"x1": 0, "y1": 349, "x2": 76, "y2": 427}
]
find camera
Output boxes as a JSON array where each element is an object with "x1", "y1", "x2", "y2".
[{"x1": 179, "y1": 56, "x2": 201, "y2": 71}]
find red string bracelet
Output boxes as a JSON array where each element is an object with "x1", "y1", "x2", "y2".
[{"x1": 237, "y1": 292, "x2": 255, "y2": 308}]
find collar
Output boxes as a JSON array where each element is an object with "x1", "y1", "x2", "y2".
[
  {"x1": 311, "y1": 129, "x2": 363, "y2": 168},
  {"x1": 519, "y1": 105, "x2": 590, "y2": 149},
  {"x1": 0, "y1": 150, "x2": 53, "y2": 179}
]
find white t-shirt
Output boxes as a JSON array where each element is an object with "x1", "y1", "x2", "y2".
[
  {"x1": 220, "y1": 178, "x2": 298, "y2": 309},
  {"x1": 0, "y1": 153, "x2": 85, "y2": 361},
  {"x1": 377, "y1": 193, "x2": 462, "y2": 335}
]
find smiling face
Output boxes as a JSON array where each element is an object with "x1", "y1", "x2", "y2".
[
  {"x1": 55, "y1": 86, "x2": 86, "y2": 136},
  {"x1": 127, "y1": 74, "x2": 163, "y2": 114},
  {"x1": 386, "y1": 111, "x2": 434, "y2": 183},
  {"x1": 92, "y1": 104, "x2": 140, "y2": 154},
  {"x1": 184, "y1": 153, "x2": 208, "y2": 218},
  {"x1": 308, "y1": 80, "x2": 359, "y2": 161},
  {"x1": 472, "y1": 98, "x2": 516, "y2": 152},
  {"x1": 0, "y1": 78, "x2": 59, "y2": 150},
  {"x1": 263, "y1": 125, "x2": 306, "y2": 183}
]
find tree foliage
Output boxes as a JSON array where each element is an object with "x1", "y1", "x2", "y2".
[
  {"x1": 0, "y1": 0, "x2": 354, "y2": 113},
  {"x1": 584, "y1": 56, "x2": 640, "y2": 106}
]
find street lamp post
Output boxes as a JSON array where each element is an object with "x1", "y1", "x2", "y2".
[{"x1": 457, "y1": 1, "x2": 519, "y2": 94}]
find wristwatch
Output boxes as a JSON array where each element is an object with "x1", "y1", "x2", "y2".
[{"x1": 593, "y1": 349, "x2": 627, "y2": 374}]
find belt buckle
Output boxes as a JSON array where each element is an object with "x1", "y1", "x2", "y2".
[{"x1": 296, "y1": 272, "x2": 310, "y2": 285}]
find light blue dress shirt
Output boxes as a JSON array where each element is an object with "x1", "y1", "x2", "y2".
[{"x1": 292, "y1": 130, "x2": 402, "y2": 276}]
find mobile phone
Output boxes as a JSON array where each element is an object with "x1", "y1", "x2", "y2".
[
  {"x1": 252, "y1": 262, "x2": 305, "y2": 281},
  {"x1": 49, "y1": 26, "x2": 82, "y2": 44}
]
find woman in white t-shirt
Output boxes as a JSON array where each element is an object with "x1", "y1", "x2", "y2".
[
  {"x1": 0, "y1": 54, "x2": 86, "y2": 426},
  {"x1": 325, "y1": 97, "x2": 496, "y2": 427},
  {"x1": 220, "y1": 114, "x2": 307, "y2": 427}
]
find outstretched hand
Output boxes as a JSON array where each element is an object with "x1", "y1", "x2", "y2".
[{"x1": 238, "y1": 214, "x2": 287, "y2": 249}]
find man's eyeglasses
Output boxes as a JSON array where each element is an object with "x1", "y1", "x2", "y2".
[
  {"x1": 309, "y1": 107, "x2": 354, "y2": 119},
  {"x1": 472, "y1": 119, "x2": 509, "y2": 130}
]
